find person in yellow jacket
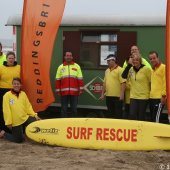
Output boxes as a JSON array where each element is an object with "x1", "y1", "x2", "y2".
[
  {"x1": 122, "y1": 45, "x2": 151, "y2": 119},
  {"x1": 123, "y1": 45, "x2": 151, "y2": 68},
  {"x1": 123, "y1": 54, "x2": 151, "y2": 121},
  {"x1": 148, "y1": 51, "x2": 168, "y2": 123},
  {"x1": 0, "y1": 51, "x2": 20, "y2": 132},
  {"x1": 0, "y1": 77, "x2": 40, "y2": 143},
  {"x1": 0, "y1": 42, "x2": 6, "y2": 65},
  {"x1": 100, "y1": 54, "x2": 126, "y2": 118}
]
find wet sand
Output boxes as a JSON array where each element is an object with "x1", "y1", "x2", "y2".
[{"x1": 0, "y1": 138, "x2": 170, "y2": 170}]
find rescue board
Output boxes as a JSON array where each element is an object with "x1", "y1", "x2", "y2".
[{"x1": 26, "y1": 118, "x2": 170, "y2": 150}]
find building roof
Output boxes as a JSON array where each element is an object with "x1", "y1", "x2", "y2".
[{"x1": 6, "y1": 0, "x2": 167, "y2": 26}]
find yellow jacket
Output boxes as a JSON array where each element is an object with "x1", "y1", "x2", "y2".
[
  {"x1": 3, "y1": 90, "x2": 37, "y2": 127},
  {"x1": 104, "y1": 66, "x2": 126, "y2": 97},
  {"x1": 123, "y1": 57, "x2": 151, "y2": 69},
  {"x1": 0, "y1": 54, "x2": 6, "y2": 65},
  {"x1": 0, "y1": 64, "x2": 20, "y2": 88},
  {"x1": 123, "y1": 58, "x2": 151, "y2": 103},
  {"x1": 150, "y1": 64, "x2": 166, "y2": 98},
  {"x1": 128, "y1": 65, "x2": 151, "y2": 99}
]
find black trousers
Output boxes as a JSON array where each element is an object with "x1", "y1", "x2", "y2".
[
  {"x1": 5, "y1": 116, "x2": 36, "y2": 143},
  {"x1": 60, "y1": 95, "x2": 78, "y2": 118},
  {"x1": 129, "y1": 99, "x2": 148, "y2": 121},
  {"x1": 0, "y1": 88, "x2": 11, "y2": 132},
  {"x1": 123, "y1": 103, "x2": 130, "y2": 119},
  {"x1": 105, "y1": 96, "x2": 123, "y2": 119},
  {"x1": 149, "y1": 99, "x2": 164, "y2": 122}
]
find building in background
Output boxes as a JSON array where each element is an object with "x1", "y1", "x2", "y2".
[{"x1": 5, "y1": 0, "x2": 167, "y2": 113}]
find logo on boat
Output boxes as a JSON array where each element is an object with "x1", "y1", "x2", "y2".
[{"x1": 30, "y1": 127, "x2": 59, "y2": 134}]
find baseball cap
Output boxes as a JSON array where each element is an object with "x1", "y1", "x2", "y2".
[{"x1": 104, "y1": 54, "x2": 116, "y2": 61}]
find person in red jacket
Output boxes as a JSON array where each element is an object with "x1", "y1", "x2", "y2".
[{"x1": 55, "y1": 51, "x2": 84, "y2": 118}]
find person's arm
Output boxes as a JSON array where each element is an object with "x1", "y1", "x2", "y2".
[
  {"x1": 3, "y1": 94, "x2": 13, "y2": 126},
  {"x1": 55, "y1": 65, "x2": 62, "y2": 96},
  {"x1": 24, "y1": 92, "x2": 40, "y2": 120},
  {"x1": 119, "y1": 68, "x2": 126, "y2": 100},
  {"x1": 123, "y1": 60, "x2": 127, "y2": 69},
  {"x1": 120, "y1": 82, "x2": 126, "y2": 100},
  {"x1": 121, "y1": 64, "x2": 132, "y2": 79},
  {"x1": 99, "y1": 84, "x2": 105, "y2": 100},
  {"x1": 7, "y1": 125, "x2": 12, "y2": 129},
  {"x1": 77, "y1": 65, "x2": 84, "y2": 95},
  {"x1": 146, "y1": 67, "x2": 151, "y2": 82},
  {"x1": 168, "y1": 115, "x2": 170, "y2": 123},
  {"x1": 99, "y1": 77, "x2": 106, "y2": 100},
  {"x1": 161, "y1": 96, "x2": 166, "y2": 105},
  {"x1": 161, "y1": 65, "x2": 166, "y2": 105}
]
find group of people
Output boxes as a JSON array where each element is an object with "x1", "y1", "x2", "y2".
[
  {"x1": 101, "y1": 45, "x2": 169, "y2": 123},
  {"x1": 0, "y1": 42, "x2": 169, "y2": 143},
  {"x1": 55, "y1": 47, "x2": 169, "y2": 124},
  {"x1": 0, "y1": 42, "x2": 40, "y2": 143}
]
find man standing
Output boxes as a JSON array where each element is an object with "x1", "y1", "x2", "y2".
[
  {"x1": 148, "y1": 51, "x2": 167, "y2": 123},
  {"x1": 100, "y1": 54, "x2": 126, "y2": 118},
  {"x1": 55, "y1": 51, "x2": 83, "y2": 118}
]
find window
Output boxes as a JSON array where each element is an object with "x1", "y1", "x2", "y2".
[
  {"x1": 101, "y1": 34, "x2": 117, "y2": 42},
  {"x1": 63, "y1": 31, "x2": 137, "y2": 68},
  {"x1": 82, "y1": 34, "x2": 100, "y2": 42},
  {"x1": 80, "y1": 32, "x2": 118, "y2": 68},
  {"x1": 100, "y1": 45, "x2": 117, "y2": 65}
]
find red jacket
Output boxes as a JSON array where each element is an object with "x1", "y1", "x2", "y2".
[{"x1": 55, "y1": 62, "x2": 83, "y2": 96}]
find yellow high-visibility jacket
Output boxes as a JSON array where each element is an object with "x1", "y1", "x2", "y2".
[{"x1": 0, "y1": 53, "x2": 6, "y2": 65}]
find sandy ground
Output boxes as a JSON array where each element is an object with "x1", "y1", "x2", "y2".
[{"x1": 0, "y1": 138, "x2": 170, "y2": 170}]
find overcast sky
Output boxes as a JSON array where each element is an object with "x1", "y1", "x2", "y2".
[
  {"x1": 0, "y1": 0, "x2": 23, "y2": 40},
  {"x1": 0, "y1": 0, "x2": 167, "y2": 40}
]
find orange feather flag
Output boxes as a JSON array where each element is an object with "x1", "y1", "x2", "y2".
[
  {"x1": 166, "y1": 0, "x2": 170, "y2": 115},
  {"x1": 21, "y1": 0, "x2": 66, "y2": 112}
]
